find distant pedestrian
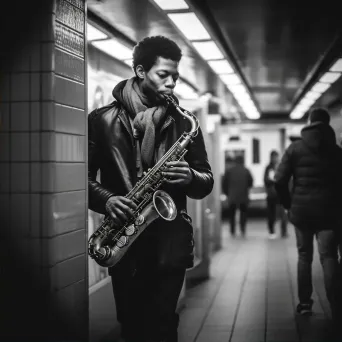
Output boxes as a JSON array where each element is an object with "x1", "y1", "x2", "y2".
[
  {"x1": 274, "y1": 108, "x2": 342, "y2": 335},
  {"x1": 264, "y1": 150, "x2": 288, "y2": 239},
  {"x1": 222, "y1": 155, "x2": 253, "y2": 237}
]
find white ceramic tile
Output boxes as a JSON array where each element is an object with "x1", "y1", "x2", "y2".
[
  {"x1": 56, "y1": 133, "x2": 85, "y2": 162},
  {"x1": 30, "y1": 102, "x2": 41, "y2": 131},
  {"x1": 11, "y1": 132, "x2": 30, "y2": 161},
  {"x1": 11, "y1": 73, "x2": 30, "y2": 102},
  {"x1": 41, "y1": 72, "x2": 54, "y2": 101},
  {"x1": 55, "y1": 163, "x2": 86, "y2": 192},
  {"x1": 30, "y1": 73, "x2": 40, "y2": 101},
  {"x1": 30, "y1": 132, "x2": 41, "y2": 161},
  {"x1": 55, "y1": 104, "x2": 85, "y2": 135},
  {"x1": 41, "y1": 101, "x2": 54, "y2": 131},
  {"x1": 42, "y1": 190, "x2": 86, "y2": 237},
  {"x1": 11, "y1": 102, "x2": 30, "y2": 131},
  {"x1": 55, "y1": 75, "x2": 85, "y2": 109},
  {"x1": 41, "y1": 162, "x2": 54, "y2": 192},
  {"x1": 11, "y1": 162, "x2": 29, "y2": 193},
  {"x1": 41, "y1": 132, "x2": 55, "y2": 161},
  {"x1": 30, "y1": 163, "x2": 41, "y2": 193}
]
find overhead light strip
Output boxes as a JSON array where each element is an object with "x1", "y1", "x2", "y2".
[
  {"x1": 91, "y1": 39, "x2": 133, "y2": 60},
  {"x1": 168, "y1": 13, "x2": 211, "y2": 40},
  {"x1": 208, "y1": 60, "x2": 234, "y2": 74},
  {"x1": 192, "y1": 41, "x2": 224, "y2": 60},
  {"x1": 290, "y1": 56, "x2": 342, "y2": 120},
  {"x1": 87, "y1": 23, "x2": 108, "y2": 41},
  {"x1": 150, "y1": 0, "x2": 261, "y2": 120},
  {"x1": 153, "y1": 0, "x2": 189, "y2": 10}
]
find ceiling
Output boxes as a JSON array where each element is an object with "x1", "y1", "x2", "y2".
[{"x1": 88, "y1": 0, "x2": 342, "y2": 120}]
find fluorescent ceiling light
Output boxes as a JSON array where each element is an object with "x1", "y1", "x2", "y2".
[
  {"x1": 240, "y1": 103, "x2": 257, "y2": 112},
  {"x1": 192, "y1": 41, "x2": 224, "y2": 60},
  {"x1": 244, "y1": 110, "x2": 260, "y2": 119},
  {"x1": 92, "y1": 39, "x2": 132, "y2": 60},
  {"x1": 208, "y1": 60, "x2": 234, "y2": 74},
  {"x1": 300, "y1": 98, "x2": 316, "y2": 107},
  {"x1": 152, "y1": 0, "x2": 189, "y2": 10},
  {"x1": 228, "y1": 84, "x2": 247, "y2": 95},
  {"x1": 220, "y1": 74, "x2": 241, "y2": 85},
  {"x1": 87, "y1": 23, "x2": 108, "y2": 41},
  {"x1": 290, "y1": 110, "x2": 305, "y2": 119},
  {"x1": 330, "y1": 58, "x2": 342, "y2": 72},
  {"x1": 304, "y1": 91, "x2": 321, "y2": 101},
  {"x1": 310, "y1": 82, "x2": 331, "y2": 93},
  {"x1": 168, "y1": 13, "x2": 210, "y2": 40},
  {"x1": 318, "y1": 71, "x2": 341, "y2": 83}
]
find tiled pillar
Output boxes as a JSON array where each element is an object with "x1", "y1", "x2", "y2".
[{"x1": 0, "y1": 0, "x2": 88, "y2": 340}]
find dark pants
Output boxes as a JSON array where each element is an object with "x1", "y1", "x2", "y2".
[
  {"x1": 110, "y1": 237, "x2": 186, "y2": 342},
  {"x1": 266, "y1": 197, "x2": 287, "y2": 236},
  {"x1": 229, "y1": 203, "x2": 248, "y2": 235},
  {"x1": 294, "y1": 226, "x2": 339, "y2": 320}
]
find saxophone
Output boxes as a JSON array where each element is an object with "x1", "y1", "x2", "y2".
[{"x1": 88, "y1": 95, "x2": 199, "y2": 268}]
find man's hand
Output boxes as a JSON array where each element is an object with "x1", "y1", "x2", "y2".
[
  {"x1": 162, "y1": 160, "x2": 193, "y2": 186},
  {"x1": 105, "y1": 196, "x2": 138, "y2": 226}
]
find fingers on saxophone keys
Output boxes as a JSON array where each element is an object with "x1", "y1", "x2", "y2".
[
  {"x1": 113, "y1": 208, "x2": 131, "y2": 226},
  {"x1": 121, "y1": 197, "x2": 138, "y2": 211}
]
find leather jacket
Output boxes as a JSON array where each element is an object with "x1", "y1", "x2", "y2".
[{"x1": 88, "y1": 98, "x2": 214, "y2": 269}]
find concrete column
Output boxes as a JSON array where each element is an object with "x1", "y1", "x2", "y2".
[{"x1": 0, "y1": 1, "x2": 88, "y2": 340}]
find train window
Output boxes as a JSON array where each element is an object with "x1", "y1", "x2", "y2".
[{"x1": 252, "y1": 138, "x2": 260, "y2": 164}]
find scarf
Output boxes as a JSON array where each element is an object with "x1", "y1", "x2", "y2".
[{"x1": 121, "y1": 77, "x2": 168, "y2": 169}]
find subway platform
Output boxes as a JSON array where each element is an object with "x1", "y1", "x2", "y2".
[
  {"x1": 96, "y1": 219, "x2": 336, "y2": 342},
  {"x1": 178, "y1": 219, "x2": 335, "y2": 342}
]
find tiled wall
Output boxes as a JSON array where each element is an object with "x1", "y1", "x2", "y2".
[{"x1": 0, "y1": 0, "x2": 87, "y2": 340}]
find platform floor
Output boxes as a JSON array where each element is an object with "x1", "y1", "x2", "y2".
[{"x1": 178, "y1": 219, "x2": 336, "y2": 342}]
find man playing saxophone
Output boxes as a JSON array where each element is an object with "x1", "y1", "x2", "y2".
[{"x1": 88, "y1": 35, "x2": 214, "y2": 342}]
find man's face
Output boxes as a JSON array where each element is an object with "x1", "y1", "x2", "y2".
[{"x1": 140, "y1": 57, "x2": 179, "y2": 103}]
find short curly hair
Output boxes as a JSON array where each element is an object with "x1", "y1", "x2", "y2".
[{"x1": 132, "y1": 36, "x2": 182, "y2": 75}]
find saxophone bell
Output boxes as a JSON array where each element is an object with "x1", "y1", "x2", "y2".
[{"x1": 153, "y1": 190, "x2": 177, "y2": 221}]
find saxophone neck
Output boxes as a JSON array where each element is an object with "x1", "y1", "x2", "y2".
[{"x1": 164, "y1": 94, "x2": 199, "y2": 137}]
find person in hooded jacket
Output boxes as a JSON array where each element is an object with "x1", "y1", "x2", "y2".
[
  {"x1": 274, "y1": 108, "x2": 342, "y2": 328},
  {"x1": 264, "y1": 150, "x2": 288, "y2": 239},
  {"x1": 88, "y1": 36, "x2": 214, "y2": 342},
  {"x1": 222, "y1": 155, "x2": 253, "y2": 237}
]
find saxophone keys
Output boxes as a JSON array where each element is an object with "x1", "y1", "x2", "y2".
[
  {"x1": 116, "y1": 235, "x2": 128, "y2": 248},
  {"x1": 135, "y1": 215, "x2": 145, "y2": 226},
  {"x1": 125, "y1": 224, "x2": 136, "y2": 236}
]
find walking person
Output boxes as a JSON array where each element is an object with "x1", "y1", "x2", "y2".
[
  {"x1": 88, "y1": 36, "x2": 213, "y2": 342},
  {"x1": 274, "y1": 108, "x2": 342, "y2": 336},
  {"x1": 264, "y1": 150, "x2": 288, "y2": 239},
  {"x1": 222, "y1": 155, "x2": 253, "y2": 237}
]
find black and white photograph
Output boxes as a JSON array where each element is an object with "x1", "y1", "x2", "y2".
[{"x1": 0, "y1": 0, "x2": 342, "y2": 341}]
